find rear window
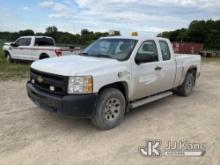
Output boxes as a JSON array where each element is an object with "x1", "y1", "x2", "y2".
[
  {"x1": 35, "y1": 38, "x2": 55, "y2": 46},
  {"x1": 159, "y1": 40, "x2": 171, "y2": 61}
]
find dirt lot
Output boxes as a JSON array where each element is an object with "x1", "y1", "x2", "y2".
[{"x1": 0, "y1": 63, "x2": 219, "y2": 165}]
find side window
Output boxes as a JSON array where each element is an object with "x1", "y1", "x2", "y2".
[
  {"x1": 15, "y1": 38, "x2": 31, "y2": 46},
  {"x1": 24, "y1": 38, "x2": 31, "y2": 46},
  {"x1": 35, "y1": 38, "x2": 55, "y2": 46},
  {"x1": 159, "y1": 41, "x2": 171, "y2": 61},
  {"x1": 136, "y1": 40, "x2": 158, "y2": 63},
  {"x1": 15, "y1": 39, "x2": 23, "y2": 46}
]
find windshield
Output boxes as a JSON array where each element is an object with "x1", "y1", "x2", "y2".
[{"x1": 82, "y1": 39, "x2": 138, "y2": 61}]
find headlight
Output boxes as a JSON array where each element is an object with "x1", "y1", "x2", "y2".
[{"x1": 68, "y1": 76, "x2": 93, "y2": 94}]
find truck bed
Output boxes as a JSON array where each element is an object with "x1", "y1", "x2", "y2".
[{"x1": 174, "y1": 54, "x2": 201, "y2": 88}]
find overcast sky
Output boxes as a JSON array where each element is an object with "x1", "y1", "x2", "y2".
[{"x1": 0, "y1": 0, "x2": 219, "y2": 36}]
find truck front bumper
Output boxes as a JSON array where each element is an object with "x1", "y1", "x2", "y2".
[{"x1": 26, "y1": 82, "x2": 97, "y2": 118}]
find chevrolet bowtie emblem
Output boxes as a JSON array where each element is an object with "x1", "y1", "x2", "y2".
[{"x1": 37, "y1": 76, "x2": 44, "y2": 83}]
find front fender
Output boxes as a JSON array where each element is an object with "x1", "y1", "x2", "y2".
[{"x1": 93, "y1": 70, "x2": 131, "y2": 94}]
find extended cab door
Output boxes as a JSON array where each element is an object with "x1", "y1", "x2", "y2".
[
  {"x1": 131, "y1": 40, "x2": 164, "y2": 100},
  {"x1": 12, "y1": 38, "x2": 32, "y2": 60},
  {"x1": 157, "y1": 40, "x2": 176, "y2": 92},
  {"x1": 32, "y1": 37, "x2": 56, "y2": 60}
]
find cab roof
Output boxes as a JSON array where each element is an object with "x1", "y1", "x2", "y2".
[
  {"x1": 101, "y1": 36, "x2": 169, "y2": 42},
  {"x1": 19, "y1": 36, "x2": 53, "y2": 38}
]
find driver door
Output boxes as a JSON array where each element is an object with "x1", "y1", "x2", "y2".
[
  {"x1": 131, "y1": 40, "x2": 163, "y2": 100},
  {"x1": 12, "y1": 38, "x2": 32, "y2": 60}
]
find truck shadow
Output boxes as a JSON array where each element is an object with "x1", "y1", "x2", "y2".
[
  {"x1": 34, "y1": 95, "x2": 178, "y2": 132},
  {"x1": 125, "y1": 96, "x2": 174, "y2": 119}
]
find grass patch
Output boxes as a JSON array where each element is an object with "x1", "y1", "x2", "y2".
[{"x1": 0, "y1": 40, "x2": 30, "y2": 80}]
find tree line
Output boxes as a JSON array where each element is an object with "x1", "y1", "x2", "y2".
[
  {"x1": 1, "y1": 20, "x2": 219, "y2": 50},
  {"x1": 158, "y1": 19, "x2": 220, "y2": 50},
  {"x1": 0, "y1": 26, "x2": 120, "y2": 46}
]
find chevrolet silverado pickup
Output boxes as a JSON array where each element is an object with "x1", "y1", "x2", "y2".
[
  {"x1": 3, "y1": 36, "x2": 80, "y2": 62},
  {"x1": 26, "y1": 36, "x2": 201, "y2": 130}
]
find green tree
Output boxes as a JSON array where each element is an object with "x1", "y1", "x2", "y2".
[
  {"x1": 81, "y1": 29, "x2": 90, "y2": 35},
  {"x1": 46, "y1": 26, "x2": 58, "y2": 33},
  {"x1": 1, "y1": 27, "x2": 113, "y2": 46},
  {"x1": 19, "y1": 29, "x2": 35, "y2": 36},
  {"x1": 158, "y1": 19, "x2": 220, "y2": 50}
]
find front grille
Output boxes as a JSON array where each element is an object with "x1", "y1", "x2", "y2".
[{"x1": 30, "y1": 69, "x2": 68, "y2": 96}]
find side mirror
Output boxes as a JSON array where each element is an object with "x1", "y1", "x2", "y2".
[
  {"x1": 10, "y1": 43, "x2": 18, "y2": 47},
  {"x1": 135, "y1": 52, "x2": 155, "y2": 64},
  {"x1": 69, "y1": 45, "x2": 75, "y2": 49}
]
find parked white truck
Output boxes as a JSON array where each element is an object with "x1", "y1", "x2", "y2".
[
  {"x1": 3, "y1": 36, "x2": 78, "y2": 62},
  {"x1": 26, "y1": 36, "x2": 201, "y2": 129}
]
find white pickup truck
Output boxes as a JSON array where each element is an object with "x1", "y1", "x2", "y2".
[
  {"x1": 3, "y1": 36, "x2": 78, "y2": 62},
  {"x1": 26, "y1": 36, "x2": 201, "y2": 129}
]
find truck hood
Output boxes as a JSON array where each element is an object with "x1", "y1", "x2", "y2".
[
  {"x1": 4, "y1": 42, "x2": 12, "y2": 45},
  {"x1": 31, "y1": 55, "x2": 121, "y2": 76}
]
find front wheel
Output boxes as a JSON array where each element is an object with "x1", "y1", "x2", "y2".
[
  {"x1": 6, "y1": 52, "x2": 13, "y2": 63},
  {"x1": 91, "y1": 88, "x2": 126, "y2": 130}
]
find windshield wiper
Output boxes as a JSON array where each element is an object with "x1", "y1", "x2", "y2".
[
  {"x1": 79, "y1": 52, "x2": 88, "y2": 56},
  {"x1": 93, "y1": 54, "x2": 114, "y2": 59},
  {"x1": 79, "y1": 53, "x2": 118, "y2": 60}
]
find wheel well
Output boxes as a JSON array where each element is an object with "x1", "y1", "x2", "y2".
[
  {"x1": 187, "y1": 67, "x2": 197, "y2": 79},
  {"x1": 186, "y1": 67, "x2": 197, "y2": 85},
  {"x1": 39, "y1": 53, "x2": 49, "y2": 59},
  {"x1": 98, "y1": 82, "x2": 129, "y2": 102},
  {"x1": 4, "y1": 51, "x2": 9, "y2": 57}
]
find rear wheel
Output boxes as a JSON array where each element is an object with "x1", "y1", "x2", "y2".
[
  {"x1": 92, "y1": 88, "x2": 126, "y2": 130},
  {"x1": 175, "y1": 73, "x2": 195, "y2": 96},
  {"x1": 39, "y1": 54, "x2": 49, "y2": 60}
]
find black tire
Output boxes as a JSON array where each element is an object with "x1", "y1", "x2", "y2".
[
  {"x1": 92, "y1": 88, "x2": 126, "y2": 130},
  {"x1": 39, "y1": 54, "x2": 49, "y2": 60},
  {"x1": 5, "y1": 52, "x2": 13, "y2": 63},
  {"x1": 175, "y1": 73, "x2": 195, "y2": 97}
]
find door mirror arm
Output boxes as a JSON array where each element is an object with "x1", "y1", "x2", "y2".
[{"x1": 10, "y1": 43, "x2": 18, "y2": 47}]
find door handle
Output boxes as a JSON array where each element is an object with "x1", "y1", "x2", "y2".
[{"x1": 155, "y1": 66, "x2": 162, "y2": 71}]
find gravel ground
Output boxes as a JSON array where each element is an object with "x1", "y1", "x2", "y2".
[{"x1": 0, "y1": 63, "x2": 219, "y2": 165}]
